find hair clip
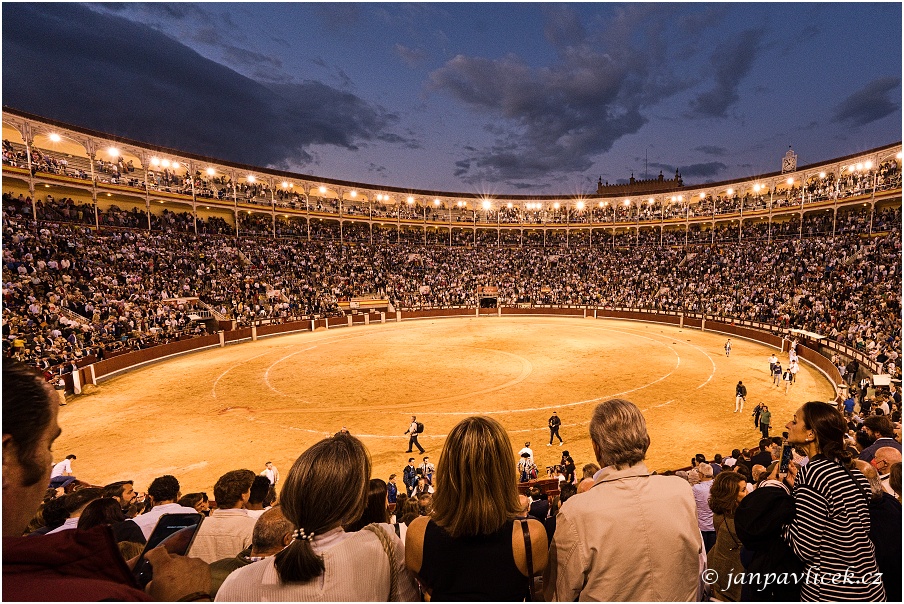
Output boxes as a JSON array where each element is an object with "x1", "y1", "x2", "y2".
[{"x1": 293, "y1": 528, "x2": 315, "y2": 541}]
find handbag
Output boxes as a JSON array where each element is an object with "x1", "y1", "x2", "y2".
[{"x1": 364, "y1": 524, "x2": 398, "y2": 601}]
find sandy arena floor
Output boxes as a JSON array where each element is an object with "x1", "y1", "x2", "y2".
[{"x1": 56, "y1": 317, "x2": 834, "y2": 494}]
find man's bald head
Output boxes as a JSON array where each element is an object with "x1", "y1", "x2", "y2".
[
  {"x1": 577, "y1": 477, "x2": 595, "y2": 494},
  {"x1": 874, "y1": 447, "x2": 902, "y2": 466},
  {"x1": 251, "y1": 505, "x2": 294, "y2": 557}
]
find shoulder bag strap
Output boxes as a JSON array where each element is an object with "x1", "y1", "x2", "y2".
[
  {"x1": 520, "y1": 519, "x2": 536, "y2": 601},
  {"x1": 364, "y1": 523, "x2": 398, "y2": 601}
]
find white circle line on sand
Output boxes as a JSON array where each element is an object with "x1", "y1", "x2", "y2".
[
  {"x1": 211, "y1": 351, "x2": 275, "y2": 399},
  {"x1": 214, "y1": 319, "x2": 718, "y2": 439}
]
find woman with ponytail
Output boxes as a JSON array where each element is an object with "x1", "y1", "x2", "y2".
[
  {"x1": 215, "y1": 434, "x2": 418, "y2": 601},
  {"x1": 783, "y1": 401, "x2": 886, "y2": 601}
]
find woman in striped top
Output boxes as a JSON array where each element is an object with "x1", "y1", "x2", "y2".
[{"x1": 784, "y1": 401, "x2": 886, "y2": 602}]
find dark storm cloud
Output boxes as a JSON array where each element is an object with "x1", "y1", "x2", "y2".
[
  {"x1": 693, "y1": 145, "x2": 728, "y2": 156},
  {"x1": 2, "y1": 3, "x2": 407, "y2": 170},
  {"x1": 831, "y1": 77, "x2": 901, "y2": 126},
  {"x1": 689, "y1": 28, "x2": 765, "y2": 119},
  {"x1": 428, "y1": 6, "x2": 693, "y2": 185}
]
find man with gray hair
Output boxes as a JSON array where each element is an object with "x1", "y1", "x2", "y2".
[
  {"x1": 543, "y1": 398, "x2": 702, "y2": 601},
  {"x1": 208, "y1": 505, "x2": 295, "y2": 597}
]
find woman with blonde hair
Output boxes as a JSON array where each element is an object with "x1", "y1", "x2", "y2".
[
  {"x1": 216, "y1": 433, "x2": 418, "y2": 601},
  {"x1": 405, "y1": 416, "x2": 547, "y2": 600}
]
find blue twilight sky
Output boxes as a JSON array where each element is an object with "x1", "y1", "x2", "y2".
[{"x1": 2, "y1": 2, "x2": 901, "y2": 195}]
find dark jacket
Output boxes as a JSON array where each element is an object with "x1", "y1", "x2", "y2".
[
  {"x1": 209, "y1": 546, "x2": 253, "y2": 598},
  {"x1": 734, "y1": 482, "x2": 804, "y2": 601},
  {"x1": 3, "y1": 525, "x2": 152, "y2": 601},
  {"x1": 868, "y1": 492, "x2": 902, "y2": 602}
]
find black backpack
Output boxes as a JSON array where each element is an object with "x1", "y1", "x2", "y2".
[{"x1": 416, "y1": 421, "x2": 425, "y2": 434}]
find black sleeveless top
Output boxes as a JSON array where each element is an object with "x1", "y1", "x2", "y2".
[{"x1": 420, "y1": 518, "x2": 528, "y2": 601}]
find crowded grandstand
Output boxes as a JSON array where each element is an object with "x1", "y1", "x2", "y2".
[{"x1": 3, "y1": 107, "x2": 901, "y2": 602}]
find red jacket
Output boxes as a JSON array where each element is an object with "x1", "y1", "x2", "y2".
[{"x1": 3, "y1": 525, "x2": 152, "y2": 601}]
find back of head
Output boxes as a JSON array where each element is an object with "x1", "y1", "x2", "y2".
[
  {"x1": 698, "y1": 463, "x2": 714, "y2": 479},
  {"x1": 178, "y1": 492, "x2": 207, "y2": 510},
  {"x1": 78, "y1": 497, "x2": 126, "y2": 530},
  {"x1": 274, "y1": 433, "x2": 370, "y2": 584},
  {"x1": 801, "y1": 401, "x2": 851, "y2": 466},
  {"x1": 708, "y1": 471, "x2": 745, "y2": 517},
  {"x1": 63, "y1": 487, "x2": 105, "y2": 515},
  {"x1": 590, "y1": 399, "x2": 650, "y2": 469},
  {"x1": 345, "y1": 478, "x2": 389, "y2": 532},
  {"x1": 890, "y1": 462, "x2": 902, "y2": 499},
  {"x1": 432, "y1": 416, "x2": 521, "y2": 538},
  {"x1": 559, "y1": 482, "x2": 577, "y2": 503},
  {"x1": 214, "y1": 469, "x2": 256, "y2": 509},
  {"x1": 148, "y1": 475, "x2": 181, "y2": 504},
  {"x1": 248, "y1": 475, "x2": 272, "y2": 506},
  {"x1": 2, "y1": 359, "x2": 54, "y2": 487},
  {"x1": 581, "y1": 463, "x2": 600, "y2": 479},
  {"x1": 251, "y1": 505, "x2": 294, "y2": 556}
]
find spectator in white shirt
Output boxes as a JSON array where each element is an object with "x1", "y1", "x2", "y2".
[
  {"x1": 189, "y1": 469, "x2": 257, "y2": 563},
  {"x1": 260, "y1": 461, "x2": 279, "y2": 486},
  {"x1": 127, "y1": 474, "x2": 198, "y2": 540}
]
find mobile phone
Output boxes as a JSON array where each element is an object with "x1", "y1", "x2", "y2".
[
  {"x1": 779, "y1": 443, "x2": 794, "y2": 474},
  {"x1": 132, "y1": 513, "x2": 204, "y2": 589}
]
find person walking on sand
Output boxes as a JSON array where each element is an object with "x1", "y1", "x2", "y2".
[
  {"x1": 548, "y1": 412, "x2": 563, "y2": 446},
  {"x1": 735, "y1": 381, "x2": 747, "y2": 413},
  {"x1": 405, "y1": 416, "x2": 425, "y2": 454}
]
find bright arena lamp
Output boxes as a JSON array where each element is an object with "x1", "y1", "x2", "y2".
[
  {"x1": 247, "y1": 175, "x2": 256, "y2": 183},
  {"x1": 107, "y1": 147, "x2": 119, "y2": 157},
  {"x1": 819, "y1": 172, "x2": 826, "y2": 179},
  {"x1": 434, "y1": 199, "x2": 441, "y2": 206},
  {"x1": 623, "y1": 199, "x2": 630, "y2": 206},
  {"x1": 553, "y1": 202, "x2": 560, "y2": 210},
  {"x1": 482, "y1": 200, "x2": 492, "y2": 210},
  {"x1": 282, "y1": 182, "x2": 289, "y2": 188},
  {"x1": 151, "y1": 157, "x2": 160, "y2": 167},
  {"x1": 407, "y1": 196, "x2": 414, "y2": 204},
  {"x1": 206, "y1": 167, "x2": 215, "y2": 176},
  {"x1": 727, "y1": 189, "x2": 734, "y2": 196},
  {"x1": 319, "y1": 186, "x2": 327, "y2": 193},
  {"x1": 753, "y1": 184, "x2": 761, "y2": 192},
  {"x1": 864, "y1": 161, "x2": 872, "y2": 170},
  {"x1": 786, "y1": 178, "x2": 793, "y2": 185},
  {"x1": 48, "y1": 133, "x2": 61, "y2": 142},
  {"x1": 161, "y1": 159, "x2": 171, "y2": 168},
  {"x1": 350, "y1": 190, "x2": 357, "y2": 197},
  {"x1": 506, "y1": 202, "x2": 513, "y2": 209},
  {"x1": 172, "y1": 162, "x2": 180, "y2": 169},
  {"x1": 647, "y1": 198, "x2": 654, "y2": 204},
  {"x1": 699, "y1": 193, "x2": 705, "y2": 199},
  {"x1": 576, "y1": 201, "x2": 585, "y2": 210}
]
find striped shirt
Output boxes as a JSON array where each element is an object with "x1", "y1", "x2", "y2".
[{"x1": 785, "y1": 456, "x2": 886, "y2": 601}]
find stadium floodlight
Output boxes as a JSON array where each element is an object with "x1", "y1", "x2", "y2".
[
  {"x1": 864, "y1": 161, "x2": 872, "y2": 170},
  {"x1": 677, "y1": 195, "x2": 683, "y2": 201},
  {"x1": 786, "y1": 178, "x2": 793, "y2": 186},
  {"x1": 162, "y1": 159, "x2": 171, "y2": 168},
  {"x1": 350, "y1": 190, "x2": 357, "y2": 197},
  {"x1": 407, "y1": 196, "x2": 415, "y2": 204},
  {"x1": 482, "y1": 200, "x2": 492, "y2": 210},
  {"x1": 623, "y1": 199, "x2": 630, "y2": 206},
  {"x1": 753, "y1": 184, "x2": 761, "y2": 192},
  {"x1": 576, "y1": 201, "x2": 585, "y2": 210},
  {"x1": 847, "y1": 165, "x2": 855, "y2": 172},
  {"x1": 434, "y1": 199, "x2": 441, "y2": 206},
  {"x1": 206, "y1": 167, "x2": 215, "y2": 176},
  {"x1": 151, "y1": 157, "x2": 160, "y2": 167},
  {"x1": 727, "y1": 189, "x2": 734, "y2": 195},
  {"x1": 247, "y1": 175, "x2": 256, "y2": 183},
  {"x1": 48, "y1": 133, "x2": 61, "y2": 142},
  {"x1": 377, "y1": 194, "x2": 384, "y2": 201},
  {"x1": 107, "y1": 147, "x2": 119, "y2": 157},
  {"x1": 319, "y1": 186, "x2": 327, "y2": 193},
  {"x1": 897, "y1": 152, "x2": 902, "y2": 160},
  {"x1": 856, "y1": 163, "x2": 863, "y2": 172},
  {"x1": 506, "y1": 202, "x2": 513, "y2": 209},
  {"x1": 819, "y1": 172, "x2": 826, "y2": 179},
  {"x1": 282, "y1": 182, "x2": 289, "y2": 188},
  {"x1": 553, "y1": 202, "x2": 561, "y2": 210},
  {"x1": 647, "y1": 198, "x2": 654, "y2": 204},
  {"x1": 699, "y1": 193, "x2": 705, "y2": 199},
  {"x1": 172, "y1": 162, "x2": 180, "y2": 169},
  {"x1": 599, "y1": 201, "x2": 606, "y2": 207}
]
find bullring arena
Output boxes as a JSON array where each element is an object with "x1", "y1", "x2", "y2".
[
  {"x1": 56, "y1": 315, "x2": 835, "y2": 493},
  {"x1": 2, "y1": 107, "x2": 900, "y2": 494}
]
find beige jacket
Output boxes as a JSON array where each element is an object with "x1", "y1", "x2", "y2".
[{"x1": 543, "y1": 462, "x2": 702, "y2": 601}]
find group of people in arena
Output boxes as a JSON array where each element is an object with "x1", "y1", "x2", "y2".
[
  {"x1": 2, "y1": 190, "x2": 901, "y2": 383},
  {"x1": 4, "y1": 357, "x2": 901, "y2": 601}
]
